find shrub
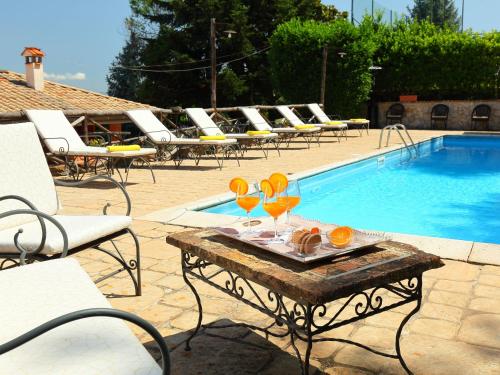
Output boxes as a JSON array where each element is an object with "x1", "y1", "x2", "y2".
[
  {"x1": 269, "y1": 19, "x2": 376, "y2": 117},
  {"x1": 269, "y1": 18, "x2": 500, "y2": 116}
]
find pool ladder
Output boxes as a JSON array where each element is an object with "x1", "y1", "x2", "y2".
[{"x1": 378, "y1": 124, "x2": 419, "y2": 159}]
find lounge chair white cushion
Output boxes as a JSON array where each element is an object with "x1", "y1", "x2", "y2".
[
  {"x1": 126, "y1": 109, "x2": 178, "y2": 143},
  {"x1": 25, "y1": 110, "x2": 156, "y2": 157},
  {"x1": 239, "y1": 107, "x2": 320, "y2": 134},
  {"x1": 276, "y1": 105, "x2": 324, "y2": 128},
  {"x1": 177, "y1": 138, "x2": 236, "y2": 145},
  {"x1": 126, "y1": 109, "x2": 236, "y2": 145},
  {"x1": 271, "y1": 127, "x2": 321, "y2": 133},
  {"x1": 0, "y1": 123, "x2": 59, "y2": 231},
  {"x1": 65, "y1": 146, "x2": 157, "y2": 158},
  {"x1": 239, "y1": 107, "x2": 274, "y2": 132},
  {"x1": 185, "y1": 108, "x2": 225, "y2": 136},
  {"x1": 307, "y1": 103, "x2": 331, "y2": 123},
  {"x1": 275, "y1": 105, "x2": 305, "y2": 126},
  {"x1": 0, "y1": 258, "x2": 162, "y2": 375},
  {"x1": 225, "y1": 133, "x2": 278, "y2": 140},
  {"x1": 0, "y1": 215, "x2": 132, "y2": 255}
]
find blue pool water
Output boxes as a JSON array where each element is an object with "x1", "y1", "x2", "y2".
[{"x1": 204, "y1": 136, "x2": 500, "y2": 244}]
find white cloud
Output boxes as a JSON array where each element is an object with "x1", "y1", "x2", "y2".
[{"x1": 44, "y1": 72, "x2": 86, "y2": 81}]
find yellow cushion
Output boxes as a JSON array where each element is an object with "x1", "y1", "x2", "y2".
[
  {"x1": 246, "y1": 130, "x2": 271, "y2": 135},
  {"x1": 294, "y1": 125, "x2": 316, "y2": 130},
  {"x1": 326, "y1": 121, "x2": 344, "y2": 125},
  {"x1": 106, "y1": 145, "x2": 141, "y2": 152},
  {"x1": 200, "y1": 135, "x2": 226, "y2": 141},
  {"x1": 350, "y1": 118, "x2": 367, "y2": 122}
]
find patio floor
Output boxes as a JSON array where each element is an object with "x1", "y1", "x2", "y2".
[{"x1": 56, "y1": 129, "x2": 500, "y2": 374}]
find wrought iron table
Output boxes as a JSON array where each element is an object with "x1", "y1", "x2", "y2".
[{"x1": 166, "y1": 229, "x2": 443, "y2": 374}]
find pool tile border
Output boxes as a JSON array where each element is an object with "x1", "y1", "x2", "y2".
[{"x1": 139, "y1": 134, "x2": 500, "y2": 266}]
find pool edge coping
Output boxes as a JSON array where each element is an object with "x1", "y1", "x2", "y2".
[{"x1": 138, "y1": 133, "x2": 500, "y2": 266}]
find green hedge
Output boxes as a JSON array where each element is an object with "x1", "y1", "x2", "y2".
[
  {"x1": 269, "y1": 19, "x2": 376, "y2": 117},
  {"x1": 374, "y1": 21, "x2": 500, "y2": 101},
  {"x1": 269, "y1": 18, "x2": 500, "y2": 117}
]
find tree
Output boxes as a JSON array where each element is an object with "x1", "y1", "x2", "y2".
[
  {"x1": 106, "y1": 19, "x2": 145, "y2": 101},
  {"x1": 407, "y1": 0, "x2": 460, "y2": 30},
  {"x1": 117, "y1": 0, "x2": 346, "y2": 108}
]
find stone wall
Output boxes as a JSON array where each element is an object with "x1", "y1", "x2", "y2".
[{"x1": 377, "y1": 100, "x2": 500, "y2": 131}]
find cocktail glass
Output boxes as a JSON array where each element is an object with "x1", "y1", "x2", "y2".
[
  {"x1": 262, "y1": 180, "x2": 287, "y2": 243},
  {"x1": 279, "y1": 179, "x2": 301, "y2": 228},
  {"x1": 236, "y1": 182, "x2": 261, "y2": 234}
]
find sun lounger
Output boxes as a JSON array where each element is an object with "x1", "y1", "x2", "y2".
[
  {"x1": 0, "y1": 258, "x2": 169, "y2": 374},
  {"x1": 24, "y1": 109, "x2": 157, "y2": 183},
  {"x1": 276, "y1": 105, "x2": 345, "y2": 142},
  {"x1": 126, "y1": 109, "x2": 238, "y2": 169},
  {"x1": 0, "y1": 122, "x2": 143, "y2": 296},
  {"x1": 239, "y1": 106, "x2": 321, "y2": 148},
  {"x1": 306, "y1": 103, "x2": 348, "y2": 140},
  {"x1": 185, "y1": 108, "x2": 279, "y2": 158}
]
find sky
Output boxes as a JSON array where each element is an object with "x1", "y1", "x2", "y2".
[{"x1": 0, "y1": 0, "x2": 498, "y2": 94}]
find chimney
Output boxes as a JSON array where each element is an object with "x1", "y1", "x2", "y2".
[{"x1": 21, "y1": 47, "x2": 45, "y2": 91}]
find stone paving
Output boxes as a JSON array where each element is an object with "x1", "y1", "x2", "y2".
[{"x1": 55, "y1": 130, "x2": 499, "y2": 374}]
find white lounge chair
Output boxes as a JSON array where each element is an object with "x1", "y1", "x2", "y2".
[
  {"x1": 185, "y1": 108, "x2": 279, "y2": 158},
  {"x1": 276, "y1": 105, "x2": 345, "y2": 142},
  {"x1": 24, "y1": 109, "x2": 157, "y2": 183},
  {"x1": 0, "y1": 258, "x2": 169, "y2": 374},
  {"x1": 306, "y1": 103, "x2": 348, "y2": 140},
  {"x1": 0, "y1": 122, "x2": 143, "y2": 296},
  {"x1": 126, "y1": 109, "x2": 238, "y2": 169},
  {"x1": 239, "y1": 106, "x2": 321, "y2": 148}
]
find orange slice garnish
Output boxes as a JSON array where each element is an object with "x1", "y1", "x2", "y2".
[
  {"x1": 260, "y1": 179, "x2": 275, "y2": 198},
  {"x1": 229, "y1": 177, "x2": 248, "y2": 195},
  {"x1": 329, "y1": 226, "x2": 354, "y2": 248},
  {"x1": 269, "y1": 173, "x2": 288, "y2": 193}
]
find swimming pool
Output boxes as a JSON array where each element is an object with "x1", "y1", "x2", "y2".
[{"x1": 204, "y1": 136, "x2": 500, "y2": 244}]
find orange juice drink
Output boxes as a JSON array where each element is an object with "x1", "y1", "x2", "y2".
[
  {"x1": 263, "y1": 201, "x2": 287, "y2": 219},
  {"x1": 237, "y1": 196, "x2": 260, "y2": 212},
  {"x1": 278, "y1": 196, "x2": 301, "y2": 211}
]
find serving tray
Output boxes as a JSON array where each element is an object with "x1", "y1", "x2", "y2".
[{"x1": 213, "y1": 216, "x2": 388, "y2": 263}]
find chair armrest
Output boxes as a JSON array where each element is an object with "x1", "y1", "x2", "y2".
[
  {"x1": 0, "y1": 209, "x2": 68, "y2": 261},
  {"x1": 54, "y1": 175, "x2": 132, "y2": 216},
  {"x1": 143, "y1": 130, "x2": 174, "y2": 144},
  {"x1": 0, "y1": 308, "x2": 170, "y2": 375},
  {"x1": 0, "y1": 195, "x2": 39, "y2": 211},
  {"x1": 41, "y1": 137, "x2": 70, "y2": 155}
]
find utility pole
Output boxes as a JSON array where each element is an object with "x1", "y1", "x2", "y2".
[
  {"x1": 371, "y1": 0, "x2": 374, "y2": 18},
  {"x1": 351, "y1": 0, "x2": 354, "y2": 24},
  {"x1": 320, "y1": 45, "x2": 328, "y2": 106},
  {"x1": 461, "y1": 0, "x2": 465, "y2": 32},
  {"x1": 443, "y1": 0, "x2": 446, "y2": 27},
  {"x1": 210, "y1": 18, "x2": 217, "y2": 110}
]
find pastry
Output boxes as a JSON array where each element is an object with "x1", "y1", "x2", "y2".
[{"x1": 301, "y1": 233, "x2": 321, "y2": 254}]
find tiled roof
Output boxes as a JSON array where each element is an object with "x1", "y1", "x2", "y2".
[
  {"x1": 0, "y1": 70, "x2": 158, "y2": 113},
  {"x1": 21, "y1": 47, "x2": 45, "y2": 57}
]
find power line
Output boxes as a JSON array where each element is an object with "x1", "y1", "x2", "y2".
[
  {"x1": 116, "y1": 46, "x2": 270, "y2": 73},
  {"x1": 120, "y1": 49, "x2": 258, "y2": 68}
]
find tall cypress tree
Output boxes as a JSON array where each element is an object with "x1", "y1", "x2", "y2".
[{"x1": 407, "y1": 0, "x2": 461, "y2": 30}]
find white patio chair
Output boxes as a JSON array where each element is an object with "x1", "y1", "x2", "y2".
[
  {"x1": 0, "y1": 122, "x2": 143, "y2": 296},
  {"x1": 307, "y1": 103, "x2": 348, "y2": 140},
  {"x1": 126, "y1": 109, "x2": 238, "y2": 170},
  {"x1": 0, "y1": 258, "x2": 169, "y2": 374},
  {"x1": 239, "y1": 106, "x2": 322, "y2": 149},
  {"x1": 24, "y1": 109, "x2": 157, "y2": 183},
  {"x1": 276, "y1": 105, "x2": 345, "y2": 142},
  {"x1": 185, "y1": 108, "x2": 279, "y2": 158}
]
